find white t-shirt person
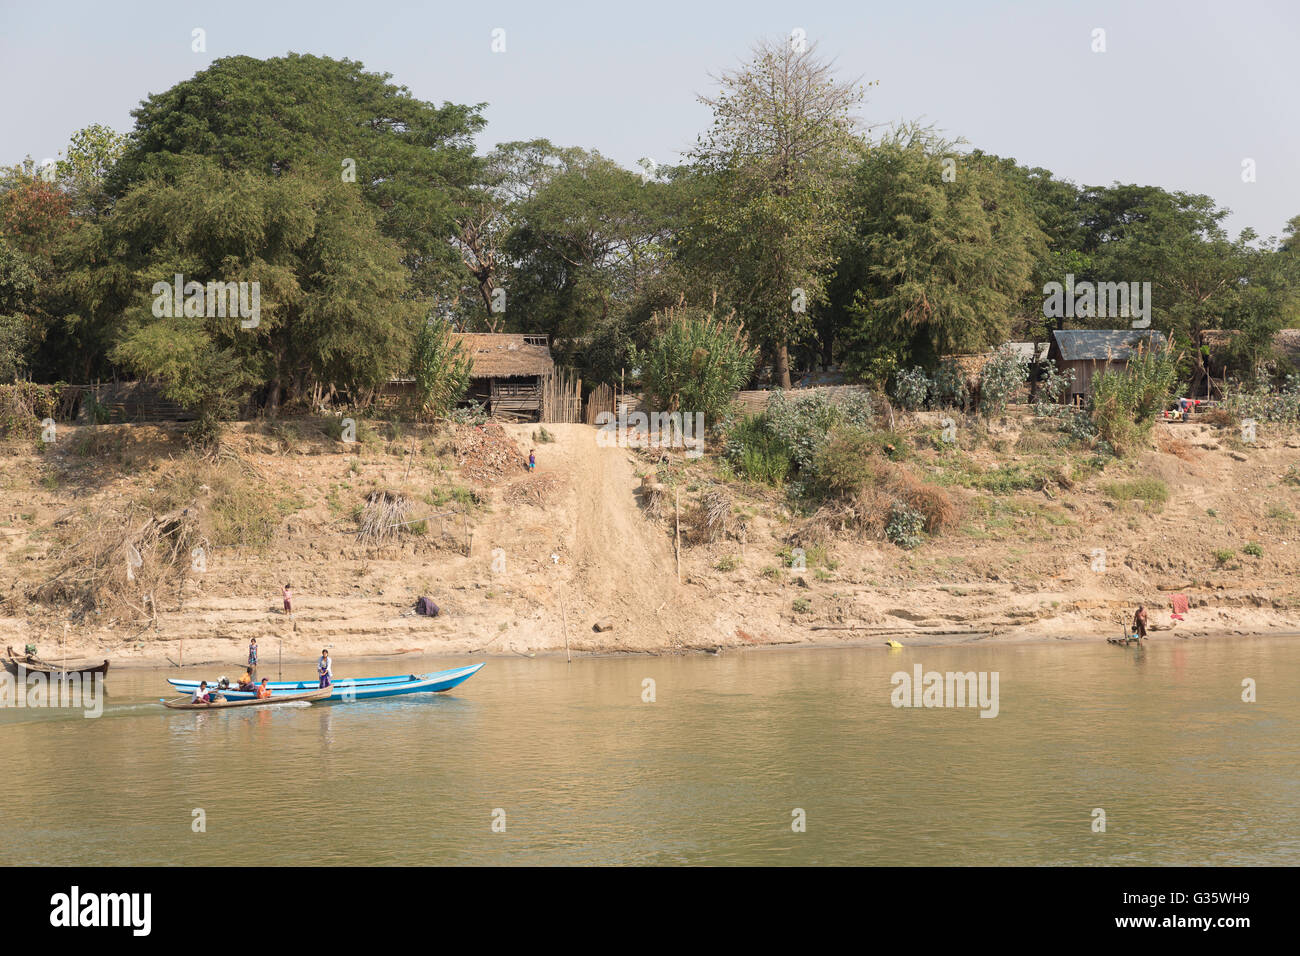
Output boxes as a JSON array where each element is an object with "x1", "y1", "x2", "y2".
[{"x1": 192, "y1": 683, "x2": 211, "y2": 703}]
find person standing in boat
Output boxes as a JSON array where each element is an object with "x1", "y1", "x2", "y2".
[
  {"x1": 318, "y1": 649, "x2": 332, "y2": 689},
  {"x1": 1132, "y1": 606, "x2": 1148, "y2": 641}
]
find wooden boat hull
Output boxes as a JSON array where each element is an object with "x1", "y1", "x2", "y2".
[
  {"x1": 161, "y1": 687, "x2": 330, "y2": 710},
  {"x1": 3, "y1": 647, "x2": 109, "y2": 678},
  {"x1": 167, "y1": 663, "x2": 484, "y2": 701}
]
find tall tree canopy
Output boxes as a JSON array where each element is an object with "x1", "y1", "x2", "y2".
[
  {"x1": 97, "y1": 159, "x2": 420, "y2": 420},
  {"x1": 832, "y1": 127, "x2": 1045, "y2": 381},
  {"x1": 682, "y1": 39, "x2": 866, "y2": 388},
  {"x1": 111, "y1": 53, "x2": 485, "y2": 297},
  {"x1": 500, "y1": 142, "x2": 680, "y2": 382}
]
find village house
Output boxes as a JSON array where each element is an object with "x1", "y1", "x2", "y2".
[
  {"x1": 1047, "y1": 329, "x2": 1170, "y2": 404},
  {"x1": 453, "y1": 332, "x2": 556, "y2": 420}
]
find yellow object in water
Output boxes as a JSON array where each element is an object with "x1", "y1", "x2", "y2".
[{"x1": 885, "y1": 640, "x2": 904, "y2": 648}]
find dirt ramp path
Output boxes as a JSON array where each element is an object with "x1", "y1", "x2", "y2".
[{"x1": 503, "y1": 424, "x2": 717, "y2": 651}]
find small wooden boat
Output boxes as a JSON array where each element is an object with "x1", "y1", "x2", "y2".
[
  {"x1": 1107, "y1": 634, "x2": 1144, "y2": 646},
  {"x1": 161, "y1": 686, "x2": 330, "y2": 710},
  {"x1": 167, "y1": 662, "x2": 485, "y2": 701},
  {"x1": 4, "y1": 646, "x2": 110, "y2": 678}
]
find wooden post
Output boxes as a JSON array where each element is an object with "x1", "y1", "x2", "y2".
[
  {"x1": 278, "y1": 638, "x2": 283, "y2": 681},
  {"x1": 674, "y1": 488, "x2": 681, "y2": 584},
  {"x1": 560, "y1": 593, "x2": 570, "y2": 664}
]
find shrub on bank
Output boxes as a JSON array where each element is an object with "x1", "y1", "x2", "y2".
[
  {"x1": 885, "y1": 502, "x2": 925, "y2": 549},
  {"x1": 1089, "y1": 347, "x2": 1178, "y2": 456}
]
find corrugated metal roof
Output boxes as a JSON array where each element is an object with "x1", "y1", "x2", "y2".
[{"x1": 1050, "y1": 329, "x2": 1169, "y2": 362}]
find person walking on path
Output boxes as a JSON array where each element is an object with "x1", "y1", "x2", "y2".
[{"x1": 528, "y1": 449, "x2": 536, "y2": 471}]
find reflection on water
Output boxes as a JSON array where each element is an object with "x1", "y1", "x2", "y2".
[{"x1": 1, "y1": 638, "x2": 1297, "y2": 865}]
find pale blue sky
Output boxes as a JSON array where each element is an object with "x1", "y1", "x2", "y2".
[{"x1": 2, "y1": 0, "x2": 1296, "y2": 240}]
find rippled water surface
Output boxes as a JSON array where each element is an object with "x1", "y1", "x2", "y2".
[{"x1": 1, "y1": 638, "x2": 1296, "y2": 865}]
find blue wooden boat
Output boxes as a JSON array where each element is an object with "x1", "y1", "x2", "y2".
[{"x1": 166, "y1": 663, "x2": 484, "y2": 702}]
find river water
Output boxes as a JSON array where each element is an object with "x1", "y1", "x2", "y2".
[{"x1": 1, "y1": 638, "x2": 1296, "y2": 865}]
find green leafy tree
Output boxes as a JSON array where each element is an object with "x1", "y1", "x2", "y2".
[
  {"x1": 100, "y1": 159, "x2": 420, "y2": 422},
  {"x1": 0, "y1": 239, "x2": 38, "y2": 380},
  {"x1": 55, "y1": 124, "x2": 128, "y2": 217},
  {"x1": 682, "y1": 39, "x2": 867, "y2": 387},
  {"x1": 502, "y1": 144, "x2": 680, "y2": 382},
  {"x1": 0, "y1": 161, "x2": 83, "y2": 379},
  {"x1": 111, "y1": 54, "x2": 485, "y2": 298},
  {"x1": 836, "y1": 126, "x2": 1045, "y2": 378}
]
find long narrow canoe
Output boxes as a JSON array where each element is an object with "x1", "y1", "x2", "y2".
[
  {"x1": 161, "y1": 687, "x2": 331, "y2": 710},
  {"x1": 4, "y1": 646, "x2": 110, "y2": 678},
  {"x1": 168, "y1": 664, "x2": 481, "y2": 692},
  {"x1": 166, "y1": 663, "x2": 485, "y2": 702}
]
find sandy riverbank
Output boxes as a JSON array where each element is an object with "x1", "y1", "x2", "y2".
[{"x1": 4, "y1": 414, "x2": 1299, "y2": 665}]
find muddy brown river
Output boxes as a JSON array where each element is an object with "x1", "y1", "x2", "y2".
[{"x1": 1, "y1": 638, "x2": 1296, "y2": 865}]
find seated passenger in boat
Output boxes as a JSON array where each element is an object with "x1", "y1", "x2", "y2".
[
  {"x1": 255, "y1": 679, "x2": 273, "y2": 700},
  {"x1": 237, "y1": 670, "x2": 255, "y2": 692},
  {"x1": 191, "y1": 681, "x2": 212, "y2": 704}
]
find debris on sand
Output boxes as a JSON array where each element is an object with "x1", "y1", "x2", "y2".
[
  {"x1": 454, "y1": 423, "x2": 526, "y2": 483},
  {"x1": 505, "y1": 474, "x2": 560, "y2": 507}
]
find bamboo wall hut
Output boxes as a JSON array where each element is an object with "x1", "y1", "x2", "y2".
[{"x1": 453, "y1": 333, "x2": 556, "y2": 421}]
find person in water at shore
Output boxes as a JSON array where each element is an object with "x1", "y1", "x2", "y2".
[
  {"x1": 282, "y1": 584, "x2": 293, "y2": 615},
  {"x1": 1133, "y1": 606, "x2": 1148, "y2": 640},
  {"x1": 255, "y1": 678, "x2": 272, "y2": 700},
  {"x1": 318, "y1": 649, "x2": 332, "y2": 688},
  {"x1": 192, "y1": 681, "x2": 212, "y2": 704}
]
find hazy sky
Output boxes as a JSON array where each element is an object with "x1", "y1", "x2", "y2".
[{"x1": 2, "y1": 0, "x2": 1296, "y2": 240}]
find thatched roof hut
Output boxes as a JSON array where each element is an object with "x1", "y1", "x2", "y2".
[{"x1": 452, "y1": 333, "x2": 555, "y2": 419}]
